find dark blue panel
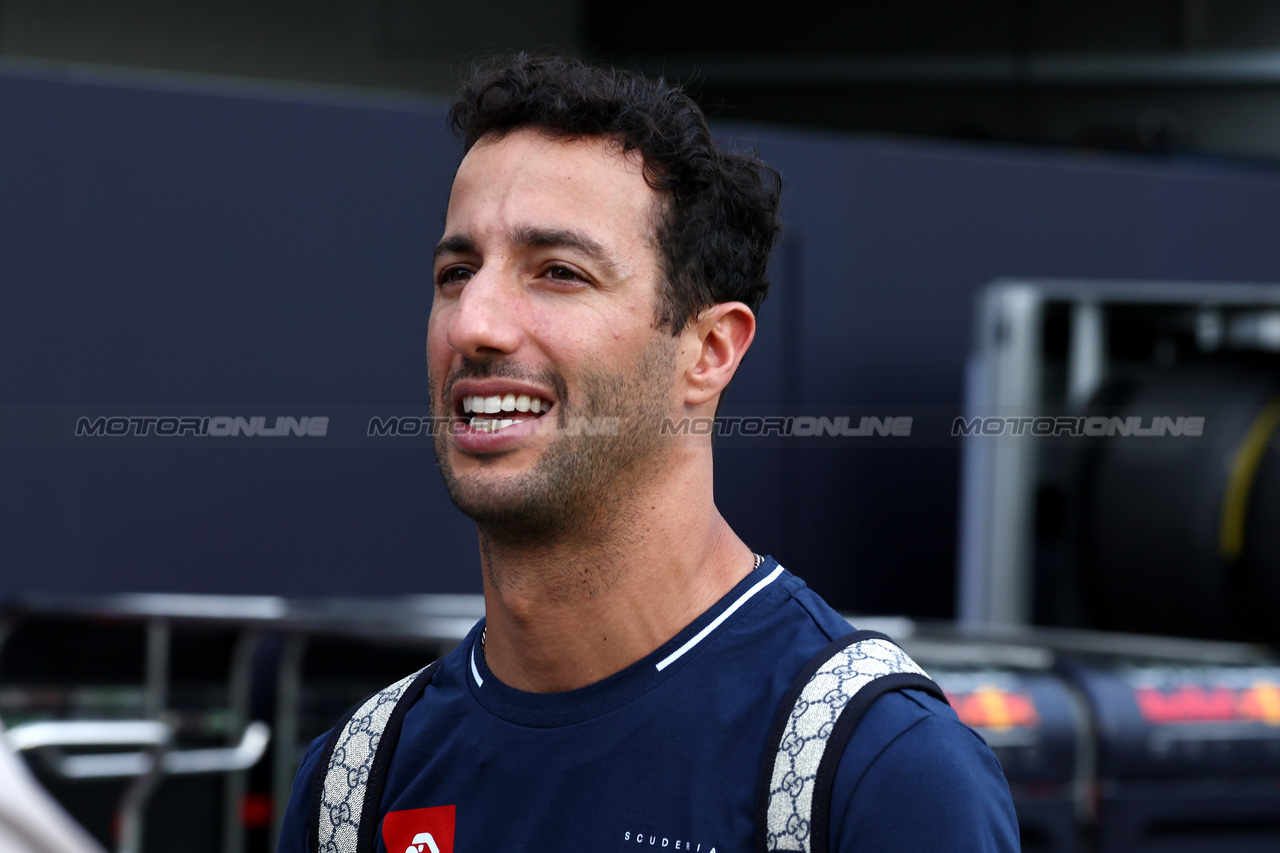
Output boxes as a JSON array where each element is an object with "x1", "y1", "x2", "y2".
[
  {"x1": 0, "y1": 449, "x2": 479, "y2": 595},
  {"x1": 1145, "y1": 164, "x2": 1280, "y2": 281},
  {"x1": 1, "y1": 78, "x2": 450, "y2": 406}
]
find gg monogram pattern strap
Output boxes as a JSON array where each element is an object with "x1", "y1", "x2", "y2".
[
  {"x1": 761, "y1": 634, "x2": 938, "y2": 853},
  {"x1": 316, "y1": 666, "x2": 430, "y2": 853}
]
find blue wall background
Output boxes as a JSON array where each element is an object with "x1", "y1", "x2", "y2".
[{"x1": 5, "y1": 64, "x2": 1280, "y2": 616}]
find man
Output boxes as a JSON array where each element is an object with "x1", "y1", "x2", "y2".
[{"x1": 280, "y1": 54, "x2": 1018, "y2": 852}]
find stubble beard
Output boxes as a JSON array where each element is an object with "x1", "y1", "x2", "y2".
[{"x1": 430, "y1": 334, "x2": 679, "y2": 553}]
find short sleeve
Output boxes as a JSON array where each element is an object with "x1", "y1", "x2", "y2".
[{"x1": 829, "y1": 690, "x2": 1020, "y2": 852}]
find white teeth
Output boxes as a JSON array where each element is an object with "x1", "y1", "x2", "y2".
[
  {"x1": 461, "y1": 394, "x2": 549, "y2": 417},
  {"x1": 469, "y1": 417, "x2": 520, "y2": 433}
]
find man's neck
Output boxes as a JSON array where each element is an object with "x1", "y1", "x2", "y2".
[{"x1": 475, "y1": 476, "x2": 755, "y2": 693}]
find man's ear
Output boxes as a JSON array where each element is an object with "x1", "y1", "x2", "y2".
[{"x1": 682, "y1": 302, "x2": 756, "y2": 408}]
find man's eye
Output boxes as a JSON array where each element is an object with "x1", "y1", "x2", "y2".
[
  {"x1": 436, "y1": 267, "x2": 472, "y2": 287},
  {"x1": 547, "y1": 266, "x2": 582, "y2": 282}
]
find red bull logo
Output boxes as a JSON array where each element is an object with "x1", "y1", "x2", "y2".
[
  {"x1": 946, "y1": 687, "x2": 1040, "y2": 730},
  {"x1": 1134, "y1": 680, "x2": 1280, "y2": 725}
]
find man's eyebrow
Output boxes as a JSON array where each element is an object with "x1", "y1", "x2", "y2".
[
  {"x1": 433, "y1": 227, "x2": 623, "y2": 278},
  {"x1": 513, "y1": 226, "x2": 621, "y2": 278},
  {"x1": 433, "y1": 233, "x2": 476, "y2": 263}
]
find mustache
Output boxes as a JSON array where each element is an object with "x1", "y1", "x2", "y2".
[{"x1": 440, "y1": 359, "x2": 569, "y2": 406}]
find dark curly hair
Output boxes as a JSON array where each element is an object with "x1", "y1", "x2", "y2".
[{"x1": 447, "y1": 54, "x2": 783, "y2": 334}]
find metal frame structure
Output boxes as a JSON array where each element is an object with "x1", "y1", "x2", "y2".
[
  {"x1": 956, "y1": 278, "x2": 1280, "y2": 626},
  {"x1": 1, "y1": 591, "x2": 485, "y2": 853}
]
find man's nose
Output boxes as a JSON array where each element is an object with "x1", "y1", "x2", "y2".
[{"x1": 446, "y1": 270, "x2": 524, "y2": 359}]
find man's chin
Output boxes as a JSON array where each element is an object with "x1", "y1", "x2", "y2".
[
  {"x1": 448, "y1": 493, "x2": 573, "y2": 548},
  {"x1": 440, "y1": 470, "x2": 546, "y2": 524},
  {"x1": 446, "y1": 485, "x2": 529, "y2": 522}
]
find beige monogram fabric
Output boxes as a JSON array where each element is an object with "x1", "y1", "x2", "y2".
[
  {"x1": 318, "y1": 667, "x2": 428, "y2": 853},
  {"x1": 765, "y1": 638, "x2": 928, "y2": 852}
]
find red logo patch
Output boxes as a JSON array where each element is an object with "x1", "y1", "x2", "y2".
[{"x1": 383, "y1": 806, "x2": 455, "y2": 853}]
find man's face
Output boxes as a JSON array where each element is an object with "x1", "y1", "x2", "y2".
[{"x1": 427, "y1": 128, "x2": 682, "y2": 538}]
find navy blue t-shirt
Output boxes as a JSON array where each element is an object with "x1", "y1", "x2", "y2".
[{"x1": 279, "y1": 559, "x2": 1019, "y2": 852}]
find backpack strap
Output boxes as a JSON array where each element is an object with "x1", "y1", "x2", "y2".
[
  {"x1": 756, "y1": 630, "x2": 947, "y2": 853},
  {"x1": 309, "y1": 661, "x2": 440, "y2": 853}
]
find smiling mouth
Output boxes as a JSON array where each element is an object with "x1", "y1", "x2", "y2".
[{"x1": 459, "y1": 393, "x2": 554, "y2": 433}]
